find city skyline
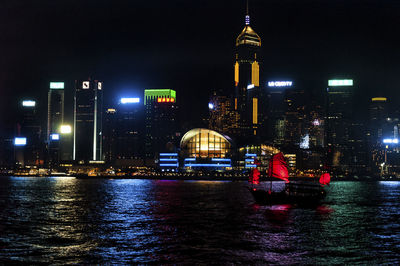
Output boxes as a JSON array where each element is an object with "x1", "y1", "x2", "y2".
[
  {"x1": 1, "y1": 0, "x2": 400, "y2": 131},
  {"x1": 1, "y1": 2, "x2": 400, "y2": 264}
]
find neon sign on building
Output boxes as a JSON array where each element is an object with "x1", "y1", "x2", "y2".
[
  {"x1": 157, "y1": 97, "x2": 175, "y2": 103},
  {"x1": 268, "y1": 81, "x2": 293, "y2": 87},
  {"x1": 328, "y1": 79, "x2": 353, "y2": 86}
]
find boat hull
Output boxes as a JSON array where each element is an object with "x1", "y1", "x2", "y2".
[{"x1": 249, "y1": 183, "x2": 326, "y2": 206}]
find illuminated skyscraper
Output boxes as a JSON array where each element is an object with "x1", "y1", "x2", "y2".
[
  {"x1": 73, "y1": 79, "x2": 103, "y2": 163},
  {"x1": 144, "y1": 89, "x2": 178, "y2": 163},
  {"x1": 103, "y1": 108, "x2": 117, "y2": 164},
  {"x1": 266, "y1": 81, "x2": 294, "y2": 146},
  {"x1": 326, "y1": 79, "x2": 356, "y2": 172},
  {"x1": 103, "y1": 99, "x2": 145, "y2": 167},
  {"x1": 47, "y1": 82, "x2": 65, "y2": 141},
  {"x1": 233, "y1": 3, "x2": 262, "y2": 141},
  {"x1": 16, "y1": 100, "x2": 44, "y2": 167},
  {"x1": 368, "y1": 97, "x2": 389, "y2": 172},
  {"x1": 116, "y1": 98, "x2": 145, "y2": 165},
  {"x1": 369, "y1": 97, "x2": 388, "y2": 141},
  {"x1": 47, "y1": 82, "x2": 65, "y2": 167}
]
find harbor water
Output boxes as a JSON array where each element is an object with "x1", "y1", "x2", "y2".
[{"x1": 0, "y1": 177, "x2": 399, "y2": 264}]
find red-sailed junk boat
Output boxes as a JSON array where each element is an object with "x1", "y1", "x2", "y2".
[{"x1": 248, "y1": 152, "x2": 330, "y2": 205}]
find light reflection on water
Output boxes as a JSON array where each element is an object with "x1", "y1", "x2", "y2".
[{"x1": 0, "y1": 177, "x2": 399, "y2": 264}]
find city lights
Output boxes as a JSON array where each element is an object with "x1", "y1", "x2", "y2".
[
  {"x1": 60, "y1": 125, "x2": 72, "y2": 134},
  {"x1": 383, "y1": 138, "x2": 399, "y2": 144},
  {"x1": 371, "y1": 97, "x2": 387, "y2": 102},
  {"x1": 82, "y1": 81, "x2": 90, "y2": 89},
  {"x1": 22, "y1": 100, "x2": 36, "y2": 107},
  {"x1": 144, "y1": 89, "x2": 176, "y2": 105},
  {"x1": 14, "y1": 137, "x2": 27, "y2": 146},
  {"x1": 312, "y1": 119, "x2": 320, "y2": 126},
  {"x1": 328, "y1": 79, "x2": 353, "y2": 86},
  {"x1": 268, "y1": 81, "x2": 293, "y2": 87},
  {"x1": 184, "y1": 163, "x2": 231, "y2": 167},
  {"x1": 157, "y1": 97, "x2": 175, "y2": 103},
  {"x1": 120, "y1": 97, "x2": 140, "y2": 104},
  {"x1": 50, "y1": 134, "x2": 60, "y2": 140},
  {"x1": 49, "y1": 82, "x2": 64, "y2": 89},
  {"x1": 300, "y1": 134, "x2": 310, "y2": 149}
]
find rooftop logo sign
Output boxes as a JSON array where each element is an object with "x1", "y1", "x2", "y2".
[
  {"x1": 268, "y1": 81, "x2": 293, "y2": 87},
  {"x1": 328, "y1": 79, "x2": 353, "y2": 86}
]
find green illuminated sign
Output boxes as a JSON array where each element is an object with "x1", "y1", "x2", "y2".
[
  {"x1": 144, "y1": 89, "x2": 176, "y2": 105},
  {"x1": 328, "y1": 79, "x2": 353, "y2": 86},
  {"x1": 50, "y1": 82, "x2": 65, "y2": 89}
]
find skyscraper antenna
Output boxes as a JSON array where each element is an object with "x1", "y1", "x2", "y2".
[{"x1": 245, "y1": 0, "x2": 250, "y2": 25}]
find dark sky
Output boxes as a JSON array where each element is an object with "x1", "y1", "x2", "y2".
[{"x1": 1, "y1": 0, "x2": 400, "y2": 132}]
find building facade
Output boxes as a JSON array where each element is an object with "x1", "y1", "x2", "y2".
[
  {"x1": 144, "y1": 89, "x2": 178, "y2": 164},
  {"x1": 47, "y1": 82, "x2": 65, "y2": 167},
  {"x1": 73, "y1": 79, "x2": 103, "y2": 163}
]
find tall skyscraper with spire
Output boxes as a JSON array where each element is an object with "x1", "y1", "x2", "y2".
[{"x1": 234, "y1": 2, "x2": 262, "y2": 143}]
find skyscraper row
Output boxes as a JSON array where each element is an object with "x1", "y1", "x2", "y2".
[
  {"x1": 3, "y1": 80, "x2": 179, "y2": 170},
  {"x1": 1, "y1": 3, "x2": 399, "y2": 177}
]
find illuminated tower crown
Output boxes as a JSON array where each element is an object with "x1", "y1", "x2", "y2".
[{"x1": 236, "y1": 2, "x2": 261, "y2": 47}]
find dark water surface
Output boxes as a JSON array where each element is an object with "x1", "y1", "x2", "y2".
[{"x1": 0, "y1": 177, "x2": 399, "y2": 264}]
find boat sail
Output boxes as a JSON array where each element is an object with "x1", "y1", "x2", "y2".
[
  {"x1": 319, "y1": 173, "x2": 331, "y2": 186},
  {"x1": 249, "y1": 152, "x2": 327, "y2": 205},
  {"x1": 268, "y1": 152, "x2": 289, "y2": 182}
]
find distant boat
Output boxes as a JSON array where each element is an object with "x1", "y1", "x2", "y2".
[{"x1": 248, "y1": 152, "x2": 329, "y2": 205}]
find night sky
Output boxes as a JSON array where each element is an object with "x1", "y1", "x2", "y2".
[{"x1": 1, "y1": 0, "x2": 400, "y2": 134}]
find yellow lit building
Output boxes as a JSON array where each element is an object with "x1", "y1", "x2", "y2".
[
  {"x1": 180, "y1": 128, "x2": 233, "y2": 171},
  {"x1": 233, "y1": 5, "x2": 262, "y2": 141}
]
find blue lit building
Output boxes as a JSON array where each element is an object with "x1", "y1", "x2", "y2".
[{"x1": 158, "y1": 153, "x2": 179, "y2": 172}]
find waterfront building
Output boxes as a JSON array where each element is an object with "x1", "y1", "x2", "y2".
[
  {"x1": 266, "y1": 81, "x2": 288, "y2": 146},
  {"x1": 158, "y1": 152, "x2": 179, "y2": 172},
  {"x1": 144, "y1": 89, "x2": 178, "y2": 165},
  {"x1": 47, "y1": 82, "x2": 65, "y2": 141},
  {"x1": 372, "y1": 116, "x2": 400, "y2": 175},
  {"x1": 16, "y1": 99, "x2": 44, "y2": 167},
  {"x1": 369, "y1": 97, "x2": 388, "y2": 145},
  {"x1": 180, "y1": 128, "x2": 233, "y2": 171},
  {"x1": 115, "y1": 98, "x2": 145, "y2": 166},
  {"x1": 103, "y1": 108, "x2": 117, "y2": 164},
  {"x1": 73, "y1": 79, "x2": 103, "y2": 163},
  {"x1": 326, "y1": 79, "x2": 366, "y2": 173},
  {"x1": 47, "y1": 82, "x2": 65, "y2": 167},
  {"x1": 0, "y1": 137, "x2": 14, "y2": 168},
  {"x1": 237, "y1": 144, "x2": 280, "y2": 173}
]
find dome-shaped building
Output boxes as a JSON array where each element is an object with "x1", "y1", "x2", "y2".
[{"x1": 180, "y1": 128, "x2": 233, "y2": 170}]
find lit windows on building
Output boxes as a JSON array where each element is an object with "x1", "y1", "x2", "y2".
[
  {"x1": 180, "y1": 128, "x2": 233, "y2": 171},
  {"x1": 181, "y1": 129, "x2": 232, "y2": 159}
]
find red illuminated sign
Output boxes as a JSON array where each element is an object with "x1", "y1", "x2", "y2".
[{"x1": 157, "y1": 97, "x2": 175, "y2": 103}]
